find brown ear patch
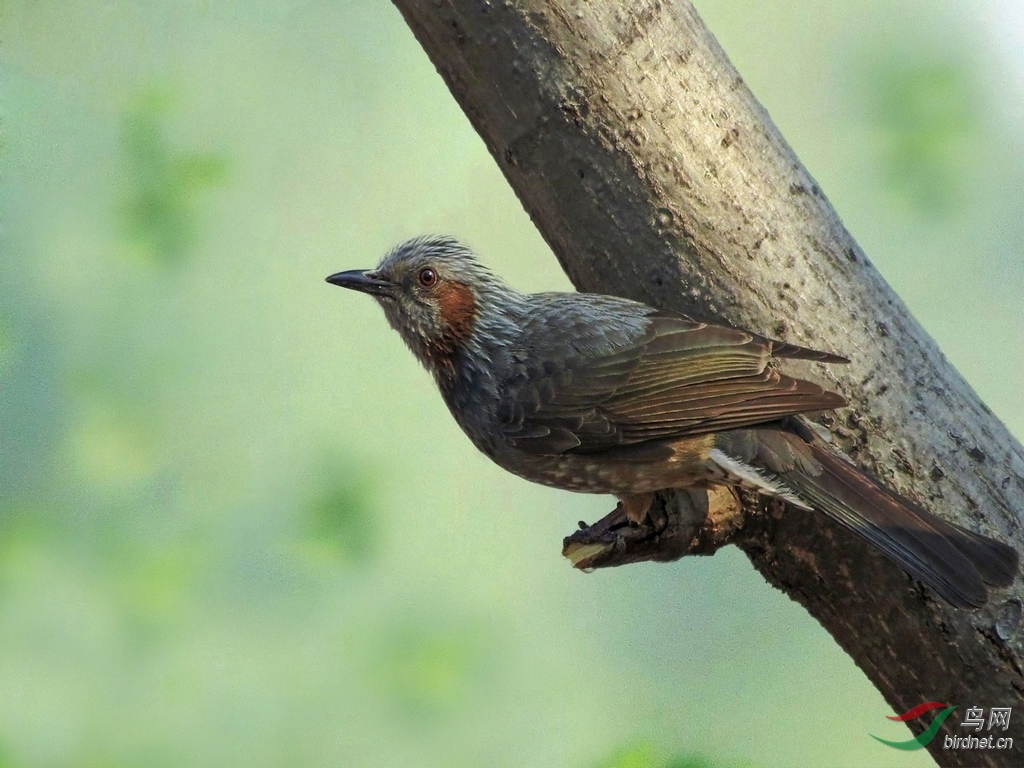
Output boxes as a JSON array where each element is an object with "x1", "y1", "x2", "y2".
[{"x1": 436, "y1": 281, "x2": 477, "y2": 344}]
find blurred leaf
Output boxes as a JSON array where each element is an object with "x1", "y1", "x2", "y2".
[
  {"x1": 592, "y1": 743, "x2": 661, "y2": 768},
  {"x1": 69, "y1": 402, "x2": 158, "y2": 489},
  {"x1": 369, "y1": 618, "x2": 487, "y2": 718},
  {"x1": 116, "y1": 546, "x2": 202, "y2": 633},
  {"x1": 590, "y1": 743, "x2": 746, "y2": 768},
  {"x1": 0, "y1": 503, "x2": 62, "y2": 586},
  {"x1": 298, "y1": 464, "x2": 378, "y2": 565},
  {"x1": 0, "y1": 736, "x2": 17, "y2": 768},
  {"x1": 120, "y1": 88, "x2": 228, "y2": 267},
  {"x1": 868, "y1": 57, "x2": 978, "y2": 215},
  {"x1": 663, "y1": 756, "x2": 722, "y2": 768}
]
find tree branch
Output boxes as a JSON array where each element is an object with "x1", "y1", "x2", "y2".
[{"x1": 389, "y1": 1, "x2": 1024, "y2": 762}]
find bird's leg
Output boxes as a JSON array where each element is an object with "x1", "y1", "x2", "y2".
[
  {"x1": 563, "y1": 492, "x2": 673, "y2": 569},
  {"x1": 619, "y1": 492, "x2": 656, "y2": 525},
  {"x1": 563, "y1": 489, "x2": 723, "y2": 570},
  {"x1": 564, "y1": 496, "x2": 652, "y2": 554}
]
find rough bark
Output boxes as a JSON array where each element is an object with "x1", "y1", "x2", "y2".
[{"x1": 388, "y1": 1, "x2": 1024, "y2": 763}]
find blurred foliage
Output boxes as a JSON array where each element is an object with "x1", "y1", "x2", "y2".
[
  {"x1": 114, "y1": 545, "x2": 203, "y2": 636},
  {"x1": 299, "y1": 462, "x2": 377, "y2": 565},
  {"x1": 867, "y1": 56, "x2": 978, "y2": 215},
  {"x1": 368, "y1": 617, "x2": 490, "y2": 719},
  {"x1": 120, "y1": 89, "x2": 228, "y2": 267},
  {"x1": 590, "y1": 743, "x2": 746, "y2": 768},
  {"x1": 0, "y1": 741, "x2": 15, "y2": 768},
  {"x1": 70, "y1": 401, "x2": 160, "y2": 490},
  {"x1": 2, "y1": 1, "x2": 1020, "y2": 767}
]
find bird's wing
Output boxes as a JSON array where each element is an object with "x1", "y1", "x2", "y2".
[{"x1": 498, "y1": 305, "x2": 847, "y2": 456}]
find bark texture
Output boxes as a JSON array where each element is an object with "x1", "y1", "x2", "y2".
[{"x1": 389, "y1": 1, "x2": 1023, "y2": 763}]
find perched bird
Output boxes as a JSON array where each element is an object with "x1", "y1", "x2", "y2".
[{"x1": 327, "y1": 235, "x2": 1018, "y2": 607}]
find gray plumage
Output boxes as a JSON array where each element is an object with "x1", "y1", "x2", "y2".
[{"x1": 327, "y1": 235, "x2": 1018, "y2": 608}]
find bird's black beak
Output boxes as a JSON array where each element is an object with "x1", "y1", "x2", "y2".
[{"x1": 325, "y1": 269, "x2": 396, "y2": 298}]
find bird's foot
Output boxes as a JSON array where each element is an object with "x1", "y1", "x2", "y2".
[
  {"x1": 563, "y1": 490, "x2": 712, "y2": 571},
  {"x1": 563, "y1": 503, "x2": 649, "y2": 570}
]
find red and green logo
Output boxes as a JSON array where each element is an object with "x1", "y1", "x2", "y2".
[{"x1": 871, "y1": 702, "x2": 958, "y2": 750}]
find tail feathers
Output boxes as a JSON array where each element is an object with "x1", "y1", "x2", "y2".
[
  {"x1": 786, "y1": 444, "x2": 1018, "y2": 608},
  {"x1": 942, "y1": 522, "x2": 1018, "y2": 588}
]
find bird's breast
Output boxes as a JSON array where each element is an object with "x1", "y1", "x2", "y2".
[{"x1": 487, "y1": 436, "x2": 719, "y2": 495}]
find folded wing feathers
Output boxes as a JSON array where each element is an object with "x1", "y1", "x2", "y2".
[{"x1": 504, "y1": 313, "x2": 846, "y2": 454}]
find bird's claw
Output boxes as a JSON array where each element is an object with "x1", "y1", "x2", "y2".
[
  {"x1": 562, "y1": 501, "x2": 658, "y2": 569},
  {"x1": 562, "y1": 491, "x2": 717, "y2": 570}
]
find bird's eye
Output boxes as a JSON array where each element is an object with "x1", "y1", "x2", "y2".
[{"x1": 418, "y1": 267, "x2": 437, "y2": 287}]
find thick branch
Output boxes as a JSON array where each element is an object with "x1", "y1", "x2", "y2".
[{"x1": 390, "y1": 1, "x2": 1024, "y2": 763}]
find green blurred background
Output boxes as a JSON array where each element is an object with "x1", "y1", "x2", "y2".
[{"x1": 3, "y1": 1, "x2": 1023, "y2": 767}]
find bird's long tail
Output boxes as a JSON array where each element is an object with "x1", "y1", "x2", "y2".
[{"x1": 783, "y1": 440, "x2": 1019, "y2": 608}]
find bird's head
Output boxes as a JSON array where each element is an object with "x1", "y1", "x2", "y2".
[{"x1": 327, "y1": 235, "x2": 510, "y2": 376}]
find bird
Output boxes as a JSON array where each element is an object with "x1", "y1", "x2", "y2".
[{"x1": 326, "y1": 235, "x2": 1018, "y2": 607}]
